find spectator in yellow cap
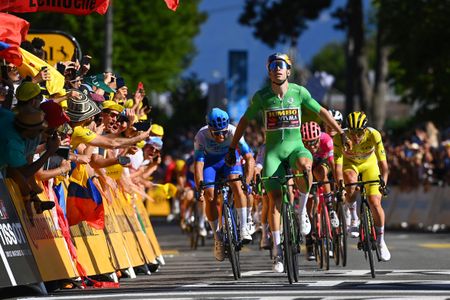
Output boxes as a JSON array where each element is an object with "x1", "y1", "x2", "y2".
[
  {"x1": 100, "y1": 100, "x2": 125, "y2": 134},
  {"x1": 150, "y1": 124, "x2": 164, "y2": 138},
  {"x1": 15, "y1": 81, "x2": 43, "y2": 110}
]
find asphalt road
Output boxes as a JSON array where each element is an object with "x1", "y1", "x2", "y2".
[{"x1": 9, "y1": 219, "x2": 450, "y2": 299}]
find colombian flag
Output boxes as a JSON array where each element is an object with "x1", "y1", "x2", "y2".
[
  {"x1": 18, "y1": 48, "x2": 66, "y2": 96},
  {"x1": 66, "y1": 165, "x2": 104, "y2": 230}
]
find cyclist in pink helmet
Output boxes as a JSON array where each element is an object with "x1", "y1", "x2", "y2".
[{"x1": 301, "y1": 121, "x2": 338, "y2": 261}]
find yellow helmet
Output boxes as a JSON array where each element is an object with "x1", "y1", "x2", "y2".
[{"x1": 346, "y1": 111, "x2": 368, "y2": 129}]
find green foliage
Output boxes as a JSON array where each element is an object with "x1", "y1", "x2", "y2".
[
  {"x1": 309, "y1": 42, "x2": 346, "y2": 92},
  {"x1": 378, "y1": 0, "x2": 450, "y2": 124},
  {"x1": 239, "y1": 0, "x2": 332, "y2": 48},
  {"x1": 156, "y1": 73, "x2": 207, "y2": 136},
  {"x1": 17, "y1": 1, "x2": 207, "y2": 92}
]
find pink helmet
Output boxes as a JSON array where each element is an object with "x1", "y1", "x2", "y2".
[{"x1": 301, "y1": 121, "x2": 321, "y2": 141}]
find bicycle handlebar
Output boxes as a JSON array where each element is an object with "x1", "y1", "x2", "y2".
[
  {"x1": 338, "y1": 175, "x2": 388, "y2": 196},
  {"x1": 311, "y1": 180, "x2": 335, "y2": 187},
  {"x1": 199, "y1": 176, "x2": 246, "y2": 191}
]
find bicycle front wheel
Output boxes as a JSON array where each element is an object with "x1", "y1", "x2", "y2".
[
  {"x1": 224, "y1": 204, "x2": 241, "y2": 280},
  {"x1": 312, "y1": 210, "x2": 323, "y2": 269},
  {"x1": 290, "y1": 205, "x2": 300, "y2": 282},
  {"x1": 320, "y1": 202, "x2": 331, "y2": 271},
  {"x1": 282, "y1": 202, "x2": 295, "y2": 284},
  {"x1": 335, "y1": 201, "x2": 347, "y2": 267},
  {"x1": 361, "y1": 202, "x2": 375, "y2": 278}
]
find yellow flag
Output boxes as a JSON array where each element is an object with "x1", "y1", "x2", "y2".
[{"x1": 18, "y1": 48, "x2": 66, "y2": 96}]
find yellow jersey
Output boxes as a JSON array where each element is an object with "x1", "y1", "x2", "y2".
[{"x1": 334, "y1": 127, "x2": 386, "y2": 165}]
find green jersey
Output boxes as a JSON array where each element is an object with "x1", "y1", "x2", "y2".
[
  {"x1": 244, "y1": 83, "x2": 321, "y2": 145},
  {"x1": 244, "y1": 83, "x2": 322, "y2": 192}
]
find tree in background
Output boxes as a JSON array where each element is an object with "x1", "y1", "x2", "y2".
[
  {"x1": 17, "y1": 0, "x2": 207, "y2": 92},
  {"x1": 239, "y1": 0, "x2": 332, "y2": 59},
  {"x1": 378, "y1": 0, "x2": 450, "y2": 126},
  {"x1": 153, "y1": 73, "x2": 207, "y2": 154},
  {"x1": 310, "y1": 42, "x2": 346, "y2": 94}
]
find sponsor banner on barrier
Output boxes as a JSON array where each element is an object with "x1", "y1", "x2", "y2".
[
  {"x1": 135, "y1": 196, "x2": 162, "y2": 257},
  {"x1": 118, "y1": 191, "x2": 156, "y2": 264},
  {"x1": 69, "y1": 221, "x2": 116, "y2": 276},
  {"x1": 108, "y1": 187, "x2": 146, "y2": 267},
  {"x1": 385, "y1": 186, "x2": 450, "y2": 229},
  {"x1": 5, "y1": 179, "x2": 77, "y2": 282},
  {"x1": 0, "y1": 178, "x2": 42, "y2": 287},
  {"x1": 102, "y1": 197, "x2": 133, "y2": 271}
]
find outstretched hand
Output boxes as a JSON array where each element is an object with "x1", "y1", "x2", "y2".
[{"x1": 341, "y1": 133, "x2": 352, "y2": 151}]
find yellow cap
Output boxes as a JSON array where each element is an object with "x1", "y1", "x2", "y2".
[
  {"x1": 175, "y1": 159, "x2": 185, "y2": 172},
  {"x1": 102, "y1": 100, "x2": 124, "y2": 113},
  {"x1": 150, "y1": 124, "x2": 164, "y2": 137},
  {"x1": 136, "y1": 140, "x2": 146, "y2": 149},
  {"x1": 16, "y1": 81, "x2": 41, "y2": 101}
]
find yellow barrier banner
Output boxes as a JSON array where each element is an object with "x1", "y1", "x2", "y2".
[
  {"x1": 107, "y1": 187, "x2": 146, "y2": 267},
  {"x1": 134, "y1": 195, "x2": 162, "y2": 258},
  {"x1": 102, "y1": 194, "x2": 134, "y2": 271},
  {"x1": 5, "y1": 180, "x2": 77, "y2": 282},
  {"x1": 117, "y1": 191, "x2": 156, "y2": 264}
]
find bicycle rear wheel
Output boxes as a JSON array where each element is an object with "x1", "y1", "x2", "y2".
[
  {"x1": 282, "y1": 202, "x2": 295, "y2": 284},
  {"x1": 361, "y1": 202, "x2": 375, "y2": 278},
  {"x1": 224, "y1": 204, "x2": 241, "y2": 280},
  {"x1": 320, "y1": 202, "x2": 330, "y2": 270}
]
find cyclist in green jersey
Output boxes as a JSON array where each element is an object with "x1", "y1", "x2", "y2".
[{"x1": 226, "y1": 53, "x2": 349, "y2": 273}]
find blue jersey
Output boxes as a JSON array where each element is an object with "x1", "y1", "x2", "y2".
[{"x1": 194, "y1": 124, "x2": 252, "y2": 163}]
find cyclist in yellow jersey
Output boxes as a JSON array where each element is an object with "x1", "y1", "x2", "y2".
[{"x1": 333, "y1": 111, "x2": 391, "y2": 262}]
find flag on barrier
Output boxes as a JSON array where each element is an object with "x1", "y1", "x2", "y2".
[
  {"x1": 53, "y1": 182, "x2": 67, "y2": 216},
  {"x1": 67, "y1": 165, "x2": 104, "y2": 229}
]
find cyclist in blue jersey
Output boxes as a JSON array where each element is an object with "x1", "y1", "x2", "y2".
[{"x1": 194, "y1": 108, "x2": 255, "y2": 261}]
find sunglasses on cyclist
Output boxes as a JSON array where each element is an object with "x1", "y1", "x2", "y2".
[
  {"x1": 348, "y1": 128, "x2": 365, "y2": 136},
  {"x1": 304, "y1": 139, "x2": 319, "y2": 147},
  {"x1": 211, "y1": 129, "x2": 228, "y2": 137},
  {"x1": 268, "y1": 60, "x2": 289, "y2": 72}
]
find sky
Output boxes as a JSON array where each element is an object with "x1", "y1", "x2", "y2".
[{"x1": 186, "y1": 0, "x2": 350, "y2": 95}]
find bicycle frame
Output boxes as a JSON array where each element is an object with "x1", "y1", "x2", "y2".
[
  {"x1": 310, "y1": 180, "x2": 334, "y2": 270},
  {"x1": 200, "y1": 176, "x2": 246, "y2": 280},
  {"x1": 259, "y1": 172, "x2": 306, "y2": 284},
  {"x1": 342, "y1": 176, "x2": 385, "y2": 278}
]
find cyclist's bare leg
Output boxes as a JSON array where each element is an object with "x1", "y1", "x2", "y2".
[
  {"x1": 204, "y1": 187, "x2": 220, "y2": 239},
  {"x1": 268, "y1": 189, "x2": 282, "y2": 256},
  {"x1": 313, "y1": 164, "x2": 331, "y2": 194},
  {"x1": 229, "y1": 174, "x2": 251, "y2": 239},
  {"x1": 343, "y1": 170, "x2": 359, "y2": 203},
  {"x1": 343, "y1": 170, "x2": 361, "y2": 236},
  {"x1": 294, "y1": 157, "x2": 313, "y2": 190},
  {"x1": 287, "y1": 178, "x2": 295, "y2": 204},
  {"x1": 368, "y1": 194, "x2": 384, "y2": 228},
  {"x1": 294, "y1": 158, "x2": 313, "y2": 235}
]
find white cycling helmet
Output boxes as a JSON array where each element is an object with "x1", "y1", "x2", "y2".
[{"x1": 329, "y1": 109, "x2": 343, "y2": 124}]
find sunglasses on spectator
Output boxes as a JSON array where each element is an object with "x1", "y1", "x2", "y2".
[
  {"x1": 268, "y1": 61, "x2": 289, "y2": 72},
  {"x1": 70, "y1": 78, "x2": 82, "y2": 83},
  {"x1": 7, "y1": 66, "x2": 17, "y2": 72},
  {"x1": 211, "y1": 129, "x2": 228, "y2": 137},
  {"x1": 304, "y1": 139, "x2": 319, "y2": 147}
]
